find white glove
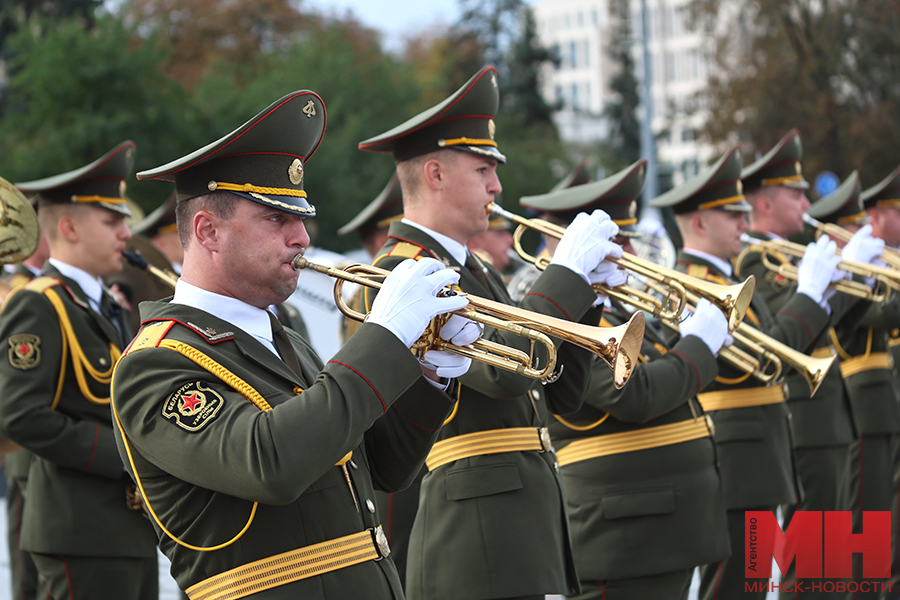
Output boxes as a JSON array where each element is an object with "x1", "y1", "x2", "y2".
[
  {"x1": 841, "y1": 224, "x2": 885, "y2": 265},
  {"x1": 368, "y1": 258, "x2": 468, "y2": 348},
  {"x1": 550, "y1": 210, "x2": 624, "y2": 282},
  {"x1": 796, "y1": 235, "x2": 841, "y2": 304},
  {"x1": 419, "y1": 315, "x2": 484, "y2": 378},
  {"x1": 679, "y1": 298, "x2": 729, "y2": 355},
  {"x1": 588, "y1": 264, "x2": 628, "y2": 306}
]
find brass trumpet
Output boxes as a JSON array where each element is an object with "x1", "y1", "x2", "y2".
[
  {"x1": 803, "y1": 213, "x2": 900, "y2": 270},
  {"x1": 645, "y1": 281, "x2": 834, "y2": 395},
  {"x1": 291, "y1": 256, "x2": 645, "y2": 388},
  {"x1": 122, "y1": 250, "x2": 180, "y2": 289},
  {"x1": 488, "y1": 202, "x2": 755, "y2": 332},
  {"x1": 739, "y1": 233, "x2": 899, "y2": 302}
]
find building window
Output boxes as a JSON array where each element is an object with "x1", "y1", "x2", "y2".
[
  {"x1": 592, "y1": 9, "x2": 598, "y2": 25},
  {"x1": 556, "y1": 85, "x2": 564, "y2": 106},
  {"x1": 552, "y1": 43, "x2": 561, "y2": 70},
  {"x1": 570, "y1": 41, "x2": 577, "y2": 69},
  {"x1": 682, "y1": 128, "x2": 698, "y2": 142},
  {"x1": 584, "y1": 82, "x2": 591, "y2": 110},
  {"x1": 583, "y1": 40, "x2": 590, "y2": 68},
  {"x1": 571, "y1": 83, "x2": 579, "y2": 109}
]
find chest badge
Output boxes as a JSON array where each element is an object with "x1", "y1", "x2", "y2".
[
  {"x1": 162, "y1": 381, "x2": 225, "y2": 432},
  {"x1": 8, "y1": 334, "x2": 40, "y2": 370}
]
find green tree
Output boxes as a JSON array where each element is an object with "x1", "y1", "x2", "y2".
[
  {"x1": 0, "y1": 14, "x2": 199, "y2": 207},
  {"x1": 602, "y1": 0, "x2": 641, "y2": 167},
  {"x1": 504, "y1": 8, "x2": 557, "y2": 127},
  {"x1": 688, "y1": 0, "x2": 900, "y2": 190}
]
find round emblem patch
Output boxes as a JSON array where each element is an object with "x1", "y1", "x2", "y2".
[
  {"x1": 161, "y1": 381, "x2": 225, "y2": 432},
  {"x1": 289, "y1": 158, "x2": 304, "y2": 185},
  {"x1": 8, "y1": 334, "x2": 40, "y2": 370},
  {"x1": 488, "y1": 119, "x2": 496, "y2": 140}
]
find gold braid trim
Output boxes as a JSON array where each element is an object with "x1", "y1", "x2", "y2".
[
  {"x1": 553, "y1": 413, "x2": 610, "y2": 431},
  {"x1": 210, "y1": 182, "x2": 307, "y2": 198},
  {"x1": 71, "y1": 195, "x2": 126, "y2": 205},
  {"x1": 698, "y1": 195, "x2": 746, "y2": 210},
  {"x1": 761, "y1": 175, "x2": 804, "y2": 187},
  {"x1": 44, "y1": 289, "x2": 119, "y2": 406},
  {"x1": 438, "y1": 137, "x2": 498, "y2": 148}
]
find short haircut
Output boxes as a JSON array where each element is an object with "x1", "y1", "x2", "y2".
[
  {"x1": 395, "y1": 149, "x2": 458, "y2": 203},
  {"x1": 175, "y1": 191, "x2": 239, "y2": 249},
  {"x1": 37, "y1": 201, "x2": 90, "y2": 242}
]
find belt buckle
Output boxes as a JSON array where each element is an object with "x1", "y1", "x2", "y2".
[
  {"x1": 371, "y1": 525, "x2": 391, "y2": 561},
  {"x1": 539, "y1": 427, "x2": 552, "y2": 452}
]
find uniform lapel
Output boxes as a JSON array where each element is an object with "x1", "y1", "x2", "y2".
[
  {"x1": 231, "y1": 328, "x2": 309, "y2": 388},
  {"x1": 45, "y1": 266, "x2": 122, "y2": 348}
]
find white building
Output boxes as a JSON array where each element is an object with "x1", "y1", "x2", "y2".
[{"x1": 532, "y1": 0, "x2": 718, "y2": 185}]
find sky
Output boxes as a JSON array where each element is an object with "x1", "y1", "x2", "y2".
[{"x1": 307, "y1": 0, "x2": 535, "y2": 51}]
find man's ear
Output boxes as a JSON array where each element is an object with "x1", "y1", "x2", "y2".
[
  {"x1": 193, "y1": 210, "x2": 219, "y2": 251},
  {"x1": 57, "y1": 214, "x2": 79, "y2": 243},
  {"x1": 691, "y1": 212, "x2": 706, "y2": 236},
  {"x1": 755, "y1": 194, "x2": 772, "y2": 216},
  {"x1": 423, "y1": 158, "x2": 444, "y2": 192}
]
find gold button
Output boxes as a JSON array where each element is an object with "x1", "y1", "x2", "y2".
[
  {"x1": 293, "y1": 386, "x2": 303, "y2": 395},
  {"x1": 99, "y1": 357, "x2": 108, "y2": 366}
]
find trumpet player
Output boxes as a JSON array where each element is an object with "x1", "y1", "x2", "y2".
[
  {"x1": 808, "y1": 172, "x2": 900, "y2": 598},
  {"x1": 358, "y1": 67, "x2": 627, "y2": 600},
  {"x1": 523, "y1": 160, "x2": 731, "y2": 600},
  {"x1": 861, "y1": 165, "x2": 900, "y2": 594},
  {"x1": 111, "y1": 91, "x2": 482, "y2": 599},
  {"x1": 650, "y1": 145, "x2": 842, "y2": 600},
  {"x1": 738, "y1": 130, "x2": 878, "y2": 599}
]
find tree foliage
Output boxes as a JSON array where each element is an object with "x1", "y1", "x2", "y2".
[
  {"x1": 689, "y1": 0, "x2": 900, "y2": 190},
  {"x1": 602, "y1": 0, "x2": 641, "y2": 168}
]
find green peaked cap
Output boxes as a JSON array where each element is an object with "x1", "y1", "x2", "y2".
[
  {"x1": 358, "y1": 67, "x2": 506, "y2": 164},
  {"x1": 338, "y1": 173, "x2": 404, "y2": 237},
  {"x1": 650, "y1": 145, "x2": 749, "y2": 214},
  {"x1": 132, "y1": 191, "x2": 177, "y2": 237},
  {"x1": 16, "y1": 141, "x2": 135, "y2": 217},
  {"x1": 861, "y1": 165, "x2": 900, "y2": 209},
  {"x1": 521, "y1": 159, "x2": 646, "y2": 236},
  {"x1": 741, "y1": 129, "x2": 808, "y2": 192},
  {"x1": 550, "y1": 158, "x2": 593, "y2": 192},
  {"x1": 807, "y1": 171, "x2": 865, "y2": 225},
  {"x1": 137, "y1": 91, "x2": 326, "y2": 216}
]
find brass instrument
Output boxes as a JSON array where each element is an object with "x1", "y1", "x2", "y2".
[
  {"x1": 122, "y1": 250, "x2": 180, "y2": 289},
  {"x1": 291, "y1": 256, "x2": 645, "y2": 388},
  {"x1": 803, "y1": 213, "x2": 900, "y2": 270},
  {"x1": 645, "y1": 280, "x2": 834, "y2": 395},
  {"x1": 739, "y1": 233, "x2": 899, "y2": 302},
  {"x1": 0, "y1": 177, "x2": 40, "y2": 266},
  {"x1": 488, "y1": 202, "x2": 755, "y2": 332}
]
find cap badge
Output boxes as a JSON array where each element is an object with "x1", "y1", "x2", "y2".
[
  {"x1": 795, "y1": 162, "x2": 801, "y2": 175},
  {"x1": 119, "y1": 181, "x2": 127, "y2": 197},
  {"x1": 126, "y1": 147, "x2": 135, "y2": 160},
  {"x1": 302, "y1": 100, "x2": 317, "y2": 118},
  {"x1": 289, "y1": 158, "x2": 304, "y2": 185},
  {"x1": 629, "y1": 202, "x2": 637, "y2": 218},
  {"x1": 491, "y1": 73, "x2": 498, "y2": 88},
  {"x1": 736, "y1": 180, "x2": 743, "y2": 195},
  {"x1": 488, "y1": 119, "x2": 496, "y2": 140}
]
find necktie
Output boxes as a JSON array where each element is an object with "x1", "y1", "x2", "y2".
[
  {"x1": 465, "y1": 252, "x2": 495, "y2": 300},
  {"x1": 268, "y1": 312, "x2": 303, "y2": 378},
  {"x1": 100, "y1": 292, "x2": 126, "y2": 348}
]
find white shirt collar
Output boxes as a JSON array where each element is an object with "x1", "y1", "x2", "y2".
[
  {"x1": 401, "y1": 218, "x2": 468, "y2": 266},
  {"x1": 48, "y1": 258, "x2": 104, "y2": 311},
  {"x1": 681, "y1": 248, "x2": 733, "y2": 278},
  {"x1": 172, "y1": 279, "x2": 279, "y2": 356}
]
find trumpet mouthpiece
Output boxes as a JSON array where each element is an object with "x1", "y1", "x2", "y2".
[{"x1": 291, "y1": 254, "x2": 307, "y2": 270}]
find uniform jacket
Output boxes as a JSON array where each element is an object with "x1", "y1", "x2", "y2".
[
  {"x1": 371, "y1": 221, "x2": 600, "y2": 600},
  {"x1": 3, "y1": 264, "x2": 38, "y2": 481},
  {"x1": 112, "y1": 299, "x2": 455, "y2": 598},
  {"x1": 735, "y1": 233, "x2": 858, "y2": 447},
  {"x1": 675, "y1": 251, "x2": 829, "y2": 509},
  {"x1": 831, "y1": 292, "x2": 900, "y2": 435},
  {"x1": 549, "y1": 305, "x2": 730, "y2": 580},
  {"x1": 0, "y1": 265, "x2": 157, "y2": 557}
]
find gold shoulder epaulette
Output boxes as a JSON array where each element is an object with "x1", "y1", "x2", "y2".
[
  {"x1": 686, "y1": 264, "x2": 709, "y2": 279},
  {"x1": 387, "y1": 242, "x2": 423, "y2": 259},
  {"x1": 124, "y1": 321, "x2": 176, "y2": 356},
  {"x1": 22, "y1": 276, "x2": 62, "y2": 294},
  {"x1": 8, "y1": 274, "x2": 31, "y2": 289}
]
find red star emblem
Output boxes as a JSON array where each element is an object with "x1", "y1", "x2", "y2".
[
  {"x1": 17, "y1": 342, "x2": 30, "y2": 356},
  {"x1": 181, "y1": 392, "x2": 203, "y2": 413}
]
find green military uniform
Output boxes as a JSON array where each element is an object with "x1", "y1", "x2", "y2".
[
  {"x1": 736, "y1": 130, "x2": 860, "y2": 599},
  {"x1": 3, "y1": 262, "x2": 41, "y2": 600},
  {"x1": 359, "y1": 67, "x2": 611, "y2": 600},
  {"x1": 114, "y1": 89, "x2": 456, "y2": 599},
  {"x1": 650, "y1": 146, "x2": 832, "y2": 600},
  {"x1": 0, "y1": 143, "x2": 160, "y2": 600},
  {"x1": 522, "y1": 161, "x2": 730, "y2": 600},
  {"x1": 861, "y1": 164, "x2": 900, "y2": 595},
  {"x1": 809, "y1": 172, "x2": 900, "y2": 597}
]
